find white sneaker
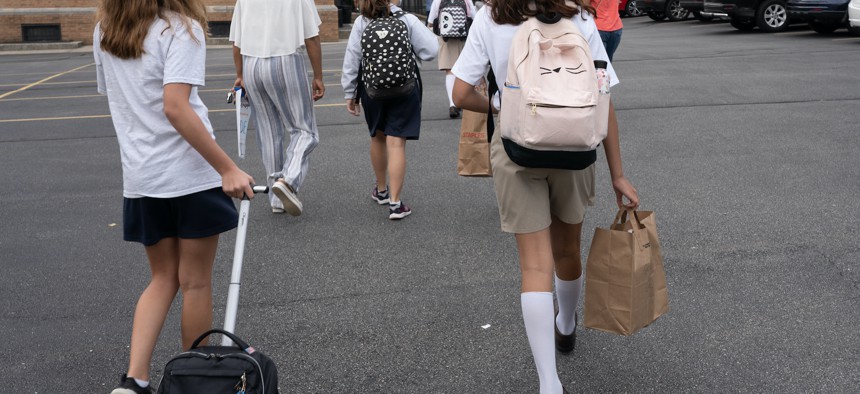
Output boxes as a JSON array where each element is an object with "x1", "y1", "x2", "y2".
[
  {"x1": 272, "y1": 207, "x2": 285, "y2": 214},
  {"x1": 271, "y1": 180, "x2": 302, "y2": 216}
]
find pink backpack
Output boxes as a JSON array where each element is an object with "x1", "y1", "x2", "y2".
[{"x1": 499, "y1": 15, "x2": 610, "y2": 170}]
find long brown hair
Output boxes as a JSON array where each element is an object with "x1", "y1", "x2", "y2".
[
  {"x1": 490, "y1": 0, "x2": 596, "y2": 25},
  {"x1": 97, "y1": 0, "x2": 208, "y2": 59},
  {"x1": 357, "y1": 0, "x2": 393, "y2": 19}
]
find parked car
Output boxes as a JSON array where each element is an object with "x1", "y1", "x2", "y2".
[
  {"x1": 680, "y1": 0, "x2": 723, "y2": 19},
  {"x1": 640, "y1": 0, "x2": 691, "y2": 20},
  {"x1": 851, "y1": 0, "x2": 860, "y2": 29},
  {"x1": 621, "y1": 0, "x2": 645, "y2": 16},
  {"x1": 787, "y1": 0, "x2": 858, "y2": 33},
  {"x1": 704, "y1": 0, "x2": 800, "y2": 31}
]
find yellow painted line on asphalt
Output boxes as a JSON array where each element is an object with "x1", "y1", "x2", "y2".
[
  {"x1": 0, "y1": 69, "x2": 92, "y2": 77},
  {"x1": 0, "y1": 63, "x2": 95, "y2": 100},
  {"x1": 0, "y1": 79, "x2": 96, "y2": 88},
  {"x1": 832, "y1": 37, "x2": 860, "y2": 41},
  {"x1": 0, "y1": 93, "x2": 103, "y2": 102},
  {"x1": 0, "y1": 103, "x2": 346, "y2": 123},
  {"x1": 0, "y1": 114, "x2": 109, "y2": 123}
]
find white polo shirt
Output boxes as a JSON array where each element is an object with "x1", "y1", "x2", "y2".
[
  {"x1": 229, "y1": 0, "x2": 322, "y2": 58},
  {"x1": 452, "y1": 6, "x2": 619, "y2": 108}
]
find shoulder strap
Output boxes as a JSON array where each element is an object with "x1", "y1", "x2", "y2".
[{"x1": 486, "y1": 66, "x2": 497, "y2": 142}]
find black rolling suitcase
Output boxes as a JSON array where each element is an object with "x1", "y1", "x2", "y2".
[{"x1": 157, "y1": 187, "x2": 280, "y2": 394}]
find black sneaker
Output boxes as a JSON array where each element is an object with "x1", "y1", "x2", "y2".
[
  {"x1": 449, "y1": 106, "x2": 461, "y2": 118},
  {"x1": 554, "y1": 312, "x2": 577, "y2": 354},
  {"x1": 111, "y1": 374, "x2": 151, "y2": 394},
  {"x1": 371, "y1": 185, "x2": 390, "y2": 205},
  {"x1": 388, "y1": 202, "x2": 412, "y2": 220}
]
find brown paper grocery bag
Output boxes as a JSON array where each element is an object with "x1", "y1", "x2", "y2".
[
  {"x1": 584, "y1": 209, "x2": 669, "y2": 335},
  {"x1": 456, "y1": 109, "x2": 492, "y2": 177}
]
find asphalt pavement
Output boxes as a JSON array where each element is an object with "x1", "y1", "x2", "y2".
[{"x1": 1, "y1": 16, "x2": 859, "y2": 393}]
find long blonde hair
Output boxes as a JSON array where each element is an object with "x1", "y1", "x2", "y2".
[{"x1": 97, "y1": 0, "x2": 208, "y2": 59}]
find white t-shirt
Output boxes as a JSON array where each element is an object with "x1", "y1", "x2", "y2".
[
  {"x1": 94, "y1": 15, "x2": 221, "y2": 199},
  {"x1": 452, "y1": 6, "x2": 619, "y2": 108},
  {"x1": 229, "y1": 0, "x2": 322, "y2": 58}
]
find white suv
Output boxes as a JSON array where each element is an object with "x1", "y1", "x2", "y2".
[{"x1": 850, "y1": 0, "x2": 860, "y2": 32}]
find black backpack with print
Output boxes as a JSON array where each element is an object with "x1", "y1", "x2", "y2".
[{"x1": 360, "y1": 10, "x2": 417, "y2": 99}]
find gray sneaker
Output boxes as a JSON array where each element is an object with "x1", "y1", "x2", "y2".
[{"x1": 271, "y1": 180, "x2": 302, "y2": 216}]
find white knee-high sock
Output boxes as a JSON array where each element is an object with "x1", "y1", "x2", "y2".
[
  {"x1": 446, "y1": 74, "x2": 456, "y2": 107},
  {"x1": 555, "y1": 274, "x2": 582, "y2": 335},
  {"x1": 521, "y1": 292, "x2": 564, "y2": 394}
]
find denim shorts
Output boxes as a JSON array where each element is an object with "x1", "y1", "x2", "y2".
[{"x1": 123, "y1": 187, "x2": 238, "y2": 246}]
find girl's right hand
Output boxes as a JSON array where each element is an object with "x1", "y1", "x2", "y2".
[
  {"x1": 222, "y1": 167, "x2": 255, "y2": 200},
  {"x1": 346, "y1": 99, "x2": 361, "y2": 116},
  {"x1": 233, "y1": 77, "x2": 245, "y2": 92}
]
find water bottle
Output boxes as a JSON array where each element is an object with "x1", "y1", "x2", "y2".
[{"x1": 594, "y1": 60, "x2": 610, "y2": 95}]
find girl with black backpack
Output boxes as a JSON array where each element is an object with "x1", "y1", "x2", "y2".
[{"x1": 341, "y1": 0, "x2": 438, "y2": 220}]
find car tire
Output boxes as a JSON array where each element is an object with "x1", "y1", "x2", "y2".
[
  {"x1": 809, "y1": 21, "x2": 840, "y2": 34},
  {"x1": 756, "y1": 0, "x2": 790, "y2": 32},
  {"x1": 730, "y1": 16, "x2": 756, "y2": 30},
  {"x1": 648, "y1": 10, "x2": 667, "y2": 21},
  {"x1": 693, "y1": 11, "x2": 715, "y2": 21},
  {"x1": 665, "y1": 0, "x2": 690, "y2": 21},
  {"x1": 626, "y1": 0, "x2": 643, "y2": 17}
]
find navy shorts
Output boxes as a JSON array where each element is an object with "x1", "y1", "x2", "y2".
[
  {"x1": 359, "y1": 82, "x2": 422, "y2": 140},
  {"x1": 123, "y1": 187, "x2": 238, "y2": 246}
]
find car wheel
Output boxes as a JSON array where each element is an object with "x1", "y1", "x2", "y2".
[
  {"x1": 665, "y1": 0, "x2": 690, "y2": 21},
  {"x1": 730, "y1": 16, "x2": 756, "y2": 30},
  {"x1": 809, "y1": 21, "x2": 840, "y2": 34},
  {"x1": 756, "y1": 0, "x2": 789, "y2": 32},
  {"x1": 626, "y1": 0, "x2": 643, "y2": 17},
  {"x1": 693, "y1": 11, "x2": 715, "y2": 21},
  {"x1": 648, "y1": 10, "x2": 667, "y2": 20}
]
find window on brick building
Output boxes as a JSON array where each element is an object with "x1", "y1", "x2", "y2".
[
  {"x1": 22, "y1": 24, "x2": 62, "y2": 42},
  {"x1": 208, "y1": 21, "x2": 231, "y2": 38}
]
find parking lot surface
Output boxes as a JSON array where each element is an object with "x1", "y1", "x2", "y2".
[{"x1": 1, "y1": 16, "x2": 859, "y2": 393}]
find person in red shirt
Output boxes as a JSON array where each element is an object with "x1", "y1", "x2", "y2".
[{"x1": 592, "y1": 0, "x2": 624, "y2": 61}]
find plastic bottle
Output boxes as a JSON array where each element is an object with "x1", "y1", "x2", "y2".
[{"x1": 594, "y1": 60, "x2": 610, "y2": 95}]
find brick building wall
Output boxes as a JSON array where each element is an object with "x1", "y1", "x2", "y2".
[{"x1": 0, "y1": 0, "x2": 338, "y2": 44}]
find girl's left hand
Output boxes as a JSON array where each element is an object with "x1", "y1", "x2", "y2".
[{"x1": 612, "y1": 176, "x2": 639, "y2": 210}]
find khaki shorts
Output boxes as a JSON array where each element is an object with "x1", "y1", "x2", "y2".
[
  {"x1": 490, "y1": 128, "x2": 596, "y2": 234},
  {"x1": 437, "y1": 37, "x2": 465, "y2": 70}
]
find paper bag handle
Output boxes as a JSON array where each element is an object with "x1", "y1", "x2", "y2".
[{"x1": 612, "y1": 209, "x2": 643, "y2": 231}]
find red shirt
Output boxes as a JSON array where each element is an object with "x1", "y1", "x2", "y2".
[{"x1": 592, "y1": 0, "x2": 623, "y2": 32}]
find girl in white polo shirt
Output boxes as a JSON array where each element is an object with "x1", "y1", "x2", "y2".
[
  {"x1": 94, "y1": 0, "x2": 255, "y2": 393},
  {"x1": 451, "y1": 1, "x2": 640, "y2": 393}
]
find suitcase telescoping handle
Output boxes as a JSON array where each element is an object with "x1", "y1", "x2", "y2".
[{"x1": 222, "y1": 185, "x2": 269, "y2": 346}]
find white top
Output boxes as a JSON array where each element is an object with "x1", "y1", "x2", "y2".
[
  {"x1": 229, "y1": 0, "x2": 322, "y2": 58},
  {"x1": 452, "y1": 6, "x2": 619, "y2": 108},
  {"x1": 427, "y1": 0, "x2": 478, "y2": 24},
  {"x1": 94, "y1": 15, "x2": 221, "y2": 198},
  {"x1": 341, "y1": 5, "x2": 440, "y2": 99}
]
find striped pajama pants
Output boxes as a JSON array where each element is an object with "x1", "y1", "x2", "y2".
[{"x1": 243, "y1": 51, "x2": 320, "y2": 209}]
